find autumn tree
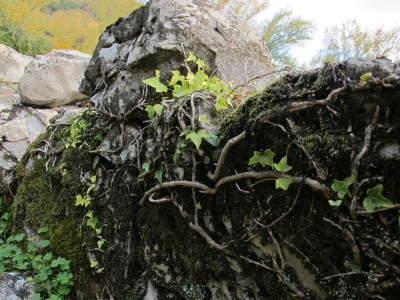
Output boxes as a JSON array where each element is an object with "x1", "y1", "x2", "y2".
[
  {"x1": 313, "y1": 19, "x2": 400, "y2": 65},
  {"x1": 260, "y1": 8, "x2": 315, "y2": 69}
]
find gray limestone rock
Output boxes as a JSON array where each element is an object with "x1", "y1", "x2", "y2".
[
  {"x1": 19, "y1": 49, "x2": 91, "y2": 107},
  {"x1": 0, "y1": 273, "x2": 34, "y2": 300},
  {"x1": 80, "y1": 0, "x2": 273, "y2": 118}
]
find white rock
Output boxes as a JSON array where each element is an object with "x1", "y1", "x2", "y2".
[
  {"x1": 0, "y1": 94, "x2": 19, "y2": 111},
  {"x1": 0, "y1": 117, "x2": 29, "y2": 142},
  {"x1": 19, "y1": 49, "x2": 91, "y2": 107},
  {"x1": 0, "y1": 44, "x2": 33, "y2": 83}
]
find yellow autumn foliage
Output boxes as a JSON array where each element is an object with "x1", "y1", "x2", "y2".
[{"x1": 0, "y1": 0, "x2": 141, "y2": 54}]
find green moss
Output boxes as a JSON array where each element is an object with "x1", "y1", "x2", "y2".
[
  {"x1": 50, "y1": 219, "x2": 87, "y2": 267},
  {"x1": 13, "y1": 159, "x2": 56, "y2": 228}
]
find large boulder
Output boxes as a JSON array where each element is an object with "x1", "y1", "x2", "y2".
[
  {"x1": 79, "y1": 0, "x2": 274, "y2": 117},
  {"x1": 0, "y1": 44, "x2": 33, "y2": 83},
  {"x1": 11, "y1": 58, "x2": 400, "y2": 299},
  {"x1": 19, "y1": 50, "x2": 91, "y2": 107}
]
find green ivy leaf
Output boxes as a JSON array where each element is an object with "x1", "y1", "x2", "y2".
[
  {"x1": 360, "y1": 72, "x2": 372, "y2": 81},
  {"x1": 56, "y1": 271, "x2": 73, "y2": 285},
  {"x1": 248, "y1": 149, "x2": 275, "y2": 168},
  {"x1": 194, "y1": 69, "x2": 208, "y2": 88},
  {"x1": 363, "y1": 184, "x2": 395, "y2": 212},
  {"x1": 51, "y1": 257, "x2": 70, "y2": 270},
  {"x1": 205, "y1": 133, "x2": 218, "y2": 147},
  {"x1": 344, "y1": 260, "x2": 361, "y2": 272},
  {"x1": 196, "y1": 58, "x2": 206, "y2": 70},
  {"x1": 215, "y1": 97, "x2": 228, "y2": 111},
  {"x1": 199, "y1": 114, "x2": 211, "y2": 125},
  {"x1": 97, "y1": 239, "x2": 105, "y2": 249},
  {"x1": 275, "y1": 176, "x2": 293, "y2": 190},
  {"x1": 273, "y1": 156, "x2": 292, "y2": 173},
  {"x1": 328, "y1": 200, "x2": 342, "y2": 207},
  {"x1": 155, "y1": 169, "x2": 163, "y2": 184},
  {"x1": 75, "y1": 194, "x2": 90, "y2": 207},
  {"x1": 90, "y1": 260, "x2": 98, "y2": 268},
  {"x1": 195, "y1": 202, "x2": 202, "y2": 210},
  {"x1": 169, "y1": 70, "x2": 185, "y2": 86},
  {"x1": 185, "y1": 51, "x2": 197, "y2": 62},
  {"x1": 57, "y1": 285, "x2": 71, "y2": 296},
  {"x1": 145, "y1": 105, "x2": 155, "y2": 119},
  {"x1": 142, "y1": 70, "x2": 168, "y2": 93},
  {"x1": 331, "y1": 176, "x2": 354, "y2": 199},
  {"x1": 186, "y1": 130, "x2": 208, "y2": 149},
  {"x1": 87, "y1": 216, "x2": 99, "y2": 230}
]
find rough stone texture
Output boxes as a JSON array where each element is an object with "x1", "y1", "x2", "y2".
[
  {"x1": 0, "y1": 44, "x2": 33, "y2": 83},
  {"x1": 0, "y1": 83, "x2": 79, "y2": 196},
  {"x1": 19, "y1": 49, "x2": 91, "y2": 107},
  {"x1": 80, "y1": 0, "x2": 273, "y2": 117},
  {"x1": 0, "y1": 273, "x2": 34, "y2": 300}
]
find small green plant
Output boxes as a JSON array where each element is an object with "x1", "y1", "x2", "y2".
[
  {"x1": 248, "y1": 149, "x2": 293, "y2": 190},
  {"x1": 328, "y1": 176, "x2": 354, "y2": 207},
  {"x1": 65, "y1": 110, "x2": 92, "y2": 149},
  {"x1": 142, "y1": 51, "x2": 234, "y2": 114},
  {"x1": 328, "y1": 176, "x2": 395, "y2": 211},
  {"x1": 0, "y1": 226, "x2": 73, "y2": 299},
  {"x1": 74, "y1": 175, "x2": 105, "y2": 267}
]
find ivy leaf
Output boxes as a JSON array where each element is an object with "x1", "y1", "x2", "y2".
[
  {"x1": 215, "y1": 96, "x2": 228, "y2": 111},
  {"x1": 75, "y1": 194, "x2": 90, "y2": 207},
  {"x1": 275, "y1": 176, "x2": 293, "y2": 190},
  {"x1": 331, "y1": 176, "x2": 354, "y2": 199},
  {"x1": 155, "y1": 169, "x2": 163, "y2": 184},
  {"x1": 142, "y1": 70, "x2": 168, "y2": 93},
  {"x1": 138, "y1": 161, "x2": 151, "y2": 179},
  {"x1": 199, "y1": 114, "x2": 211, "y2": 125},
  {"x1": 87, "y1": 216, "x2": 99, "y2": 230},
  {"x1": 145, "y1": 105, "x2": 155, "y2": 119},
  {"x1": 194, "y1": 69, "x2": 208, "y2": 88},
  {"x1": 205, "y1": 133, "x2": 218, "y2": 147},
  {"x1": 273, "y1": 156, "x2": 292, "y2": 173},
  {"x1": 56, "y1": 271, "x2": 73, "y2": 285},
  {"x1": 248, "y1": 149, "x2": 275, "y2": 168},
  {"x1": 328, "y1": 200, "x2": 343, "y2": 207},
  {"x1": 360, "y1": 72, "x2": 372, "y2": 81},
  {"x1": 195, "y1": 202, "x2": 202, "y2": 210},
  {"x1": 186, "y1": 130, "x2": 208, "y2": 149},
  {"x1": 196, "y1": 58, "x2": 206, "y2": 70},
  {"x1": 344, "y1": 260, "x2": 361, "y2": 272},
  {"x1": 97, "y1": 239, "x2": 105, "y2": 249},
  {"x1": 90, "y1": 260, "x2": 98, "y2": 268},
  {"x1": 169, "y1": 70, "x2": 185, "y2": 86},
  {"x1": 153, "y1": 104, "x2": 164, "y2": 116},
  {"x1": 185, "y1": 51, "x2": 197, "y2": 62},
  {"x1": 57, "y1": 285, "x2": 71, "y2": 295},
  {"x1": 363, "y1": 184, "x2": 395, "y2": 212}
]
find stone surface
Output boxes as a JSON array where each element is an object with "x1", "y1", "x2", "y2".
[
  {"x1": 80, "y1": 0, "x2": 273, "y2": 117},
  {"x1": 19, "y1": 49, "x2": 91, "y2": 107},
  {"x1": 0, "y1": 273, "x2": 34, "y2": 300},
  {"x1": 0, "y1": 44, "x2": 33, "y2": 83},
  {"x1": 0, "y1": 94, "x2": 19, "y2": 111}
]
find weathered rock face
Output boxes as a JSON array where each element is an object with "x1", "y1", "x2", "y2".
[
  {"x1": 0, "y1": 273, "x2": 34, "y2": 300},
  {"x1": 0, "y1": 83, "x2": 80, "y2": 196},
  {"x1": 79, "y1": 0, "x2": 273, "y2": 117},
  {"x1": 0, "y1": 44, "x2": 33, "y2": 83},
  {"x1": 18, "y1": 49, "x2": 91, "y2": 107},
  {"x1": 11, "y1": 57, "x2": 400, "y2": 299}
]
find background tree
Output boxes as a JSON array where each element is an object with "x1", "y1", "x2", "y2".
[
  {"x1": 313, "y1": 19, "x2": 400, "y2": 65},
  {"x1": 260, "y1": 8, "x2": 315, "y2": 69}
]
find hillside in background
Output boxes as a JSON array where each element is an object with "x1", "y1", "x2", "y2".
[{"x1": 0, "y1": 0, "x2": 142, "y2": 55}]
